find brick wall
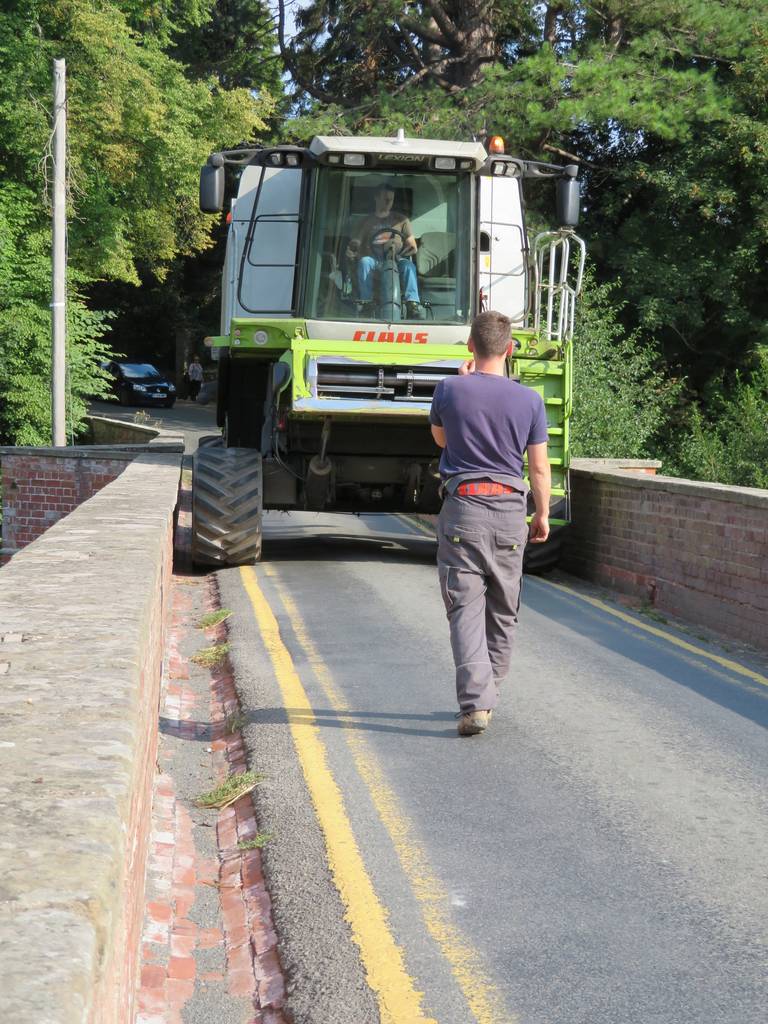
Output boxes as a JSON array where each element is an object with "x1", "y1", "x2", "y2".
[
  {"x1": 563, "y1": 468, "x2": 768, "y2": 651},
  {"x1": 0, "y1": 452, "x2": 182, "y2": 1023},
  {"x1": 0, "y1": 449, "x2": 133, "y2": 558},
  {"x1": 89, "y1": 523, "x2": 174, "y2": 1024}
]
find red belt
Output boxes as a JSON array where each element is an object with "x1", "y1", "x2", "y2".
[{"x1": 456, "y1": 481, "x2": 515, "y2": 497}]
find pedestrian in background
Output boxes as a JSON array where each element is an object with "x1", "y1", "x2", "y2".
[
  {"x1": 429, "y1": 310, "x2": 551, "y2": 736},
  {"x1": 187, "y1": 354, "x2": 204, "y2": 401}
]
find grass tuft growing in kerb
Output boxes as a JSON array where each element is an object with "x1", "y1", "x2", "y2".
[
  {"x1": 224, "y1": 710, "x2": 247, "y2": 735},
  {"x1": 196, "y1": 770, "x2": 263, "y2": 809},
  {"x1": 190, "y1": 642, "x2": 230, "y2": 668},
  {"x1": 197, "y1": 609, "x2": 232, "y2": 630},
  {"x1": 237, "y1": 833, "x2": 273, "y2": 850}
]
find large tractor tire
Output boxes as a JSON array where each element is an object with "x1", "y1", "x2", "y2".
[
  {"x1": 196, "y1": 433, "x2": 223, "y2": 450},
  {"x1": 523, "y1": 524, "x2": 566, "y2": 574},
  {"x1": 523, "y1": 497, "x2": 568, "y2": 575},
  {"x1": 191, "y1": 447, "x2": 263, "y2": 567}
]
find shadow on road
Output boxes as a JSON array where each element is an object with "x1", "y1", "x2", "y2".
[
  {"x1": 260, "y1": 531, "x2": 436, "y2": 566},
  {"x1": 526, "y1": 578, "x2": 768, "y2": 731},
  {"x1": 159, "y1": 716, "x2": 213, "y2": 741},
  {"x1": 246, "y1": 706, "x2": 457, "y2": 739}
]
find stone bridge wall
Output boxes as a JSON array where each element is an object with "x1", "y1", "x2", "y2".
[
  {"x1": 0, "y1": 418, "x2": 180, "y2": 563},
  {"x1": 564, "y1": 463, "x2": 768, "y2": 652},
  {"x1": 0, "y1": 448, "x2": 135, "y2": 561},
  {"x1": 0, "y1": 449, "x2": 182, "y2": 1023}
]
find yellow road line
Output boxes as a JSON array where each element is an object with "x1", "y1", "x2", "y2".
[
  {"x1": 239, "y1": 566, "x2": 436, "y2": 1024},
  {"x1": 535, "y1": 576, "x2": 768, "y2": 690},
  {"x1": 396, "y1": 513, "x2": 436, "y2": 538},
  {"x1": 262, "y1": 564, "x2": 515, "y2": 1024},
  {"x1": 394, "y1": 513, "x2": 768, "y2": 690}
]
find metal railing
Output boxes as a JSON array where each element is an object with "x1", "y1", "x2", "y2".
[{"x1": 532, "y1": 229, "x2": 586, "y2": 344}]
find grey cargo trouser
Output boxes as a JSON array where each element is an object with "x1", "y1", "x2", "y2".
[{"x1": 437, "y1": 491, "x2": 528, "y2": 713}]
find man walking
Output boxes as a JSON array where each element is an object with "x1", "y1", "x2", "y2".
[
  {"x1": 187, "y1": 354, "x2": 204, "y2": 401},
  {"x1": 429, "y1": 310, "x2": 551, "y2": 736}
]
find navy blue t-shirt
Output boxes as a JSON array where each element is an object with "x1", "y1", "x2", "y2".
[{"x1": 429, "y1": 372, "x2": 548, "y2": 481}]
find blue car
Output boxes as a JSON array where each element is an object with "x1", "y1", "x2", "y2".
[{"x1": 104, "y1": 361, "x2": 176, "y2": 408}]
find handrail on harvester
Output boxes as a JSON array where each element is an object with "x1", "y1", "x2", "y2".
[{"x1": 532, "y1": 229, "x2": 586, "y2": 344}]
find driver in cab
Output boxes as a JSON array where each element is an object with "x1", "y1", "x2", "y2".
[{"x1": 346, "y1": 181, "x2": 422, "y2": 319}]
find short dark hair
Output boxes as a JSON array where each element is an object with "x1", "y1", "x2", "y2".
[
  {"x1": 469, "y1": 310, "x2": 512, "y2": 357},
  {"x1": 376, "y1": 181, "x2": 396, "y2": 193}
]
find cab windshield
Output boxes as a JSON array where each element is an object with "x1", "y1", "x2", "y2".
[{"x1": 304, "y1": 168, "x2": 471, "y2": 324}]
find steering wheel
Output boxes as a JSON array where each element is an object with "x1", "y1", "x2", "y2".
[{"x1": 370, "y1": 224, "x2": 409, "y2": 254}]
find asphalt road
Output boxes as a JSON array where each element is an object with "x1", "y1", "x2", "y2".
[{"x1": 216, "y1": 512, "x2": 768, "y2": 1024}]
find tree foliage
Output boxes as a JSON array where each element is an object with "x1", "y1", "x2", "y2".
[
  {"x1": 0, "y1": 0, "x2": 274, "y2": 444},
  {"x1": 667, "y1": 349, "x2": 768, "y2": 488},
  {"x1": 281, "y1": 0, "x2": 768, "y2": 485},
  {"x1": 1, "y1": 0, "x2": 765, "y2": 487},
  {"x1": 281, "y1": 2, "x2": 768, "y2": 367},
  {"x1": 570, "y1": 271, "x2": 681, "y2": 460}
]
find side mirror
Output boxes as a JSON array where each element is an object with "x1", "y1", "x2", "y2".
[
  {"x1": 556, "y1": 166, "x2": 580, "y2": 228},
  {"x1": 199, "y1": 156, "x2": 225, "y2": 213}
]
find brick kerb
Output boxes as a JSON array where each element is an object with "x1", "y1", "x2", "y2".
[{"x1": 0, "y1": 451, "x2": 182, "y2": 1023}]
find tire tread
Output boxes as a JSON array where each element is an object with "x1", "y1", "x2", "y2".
[{"x1": 192, "y1": 447, "x2": 263, "y2": 566}]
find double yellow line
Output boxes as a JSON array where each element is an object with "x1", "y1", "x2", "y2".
[{"x1": 240, "y1": 565, "x2": 513, "y2": 1024}]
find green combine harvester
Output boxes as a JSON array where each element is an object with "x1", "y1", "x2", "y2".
[{"x1": 195, "y1": 131, "x2": 584, "y2": 569}]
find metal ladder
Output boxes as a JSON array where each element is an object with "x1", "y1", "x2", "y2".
[{"x1": 532, "y1": 229, "x2": 586, "y2": 343}]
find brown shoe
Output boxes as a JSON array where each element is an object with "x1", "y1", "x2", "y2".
[{"x1": 457, "y1": 710, "x2": 489, "y2": 736}]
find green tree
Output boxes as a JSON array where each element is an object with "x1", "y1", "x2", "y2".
[
  {"x1": 0, "y1": 0, "x2": 272, "y2": 444},
  {"x1": 570, "y1": 271, "x2": 681, "y2": 460},
  {"x1": 89, "y1": 0, "x2": 285, "y2": 372},
  {"x1": 282, "y1": 4, "x2": 768, "y2": 363},
  {"x1": 279, "y1": 2, "x2": 768, "y2": 476},
  {"x1": 668, "y1": 350, "x2": 768, "y2": 488}
]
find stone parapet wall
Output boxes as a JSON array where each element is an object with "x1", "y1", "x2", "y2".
[
  {"x1": 0, "y1": 435, "x2": 183, "y2": 562},
  {"x1": 83, "y1": 415, "x2": 161, "y2": 446},
  {"x1": 563, "y1": 468, "x2": 768, "y2": 651},
  {"x1": 0, "y1": 449, "x2": 133, "y2": 557},
  {"x1": 0, "y1": 452, "x2": 182, "y2": 1022}
]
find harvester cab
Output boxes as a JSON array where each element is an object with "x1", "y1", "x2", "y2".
[{"x1": 193, "y1": 131, "x2": 585, "y2": 568}]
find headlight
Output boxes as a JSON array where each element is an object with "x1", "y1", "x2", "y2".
[
  {"x1": 169, "y1": 384, "x2": 176, "y2": 392},
  {"x1": 132, "y1": 383, "x2": 147, "y2": 391}
]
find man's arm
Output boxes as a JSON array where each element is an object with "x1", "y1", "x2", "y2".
[
  {"x1": 400, "y1": 217, "x2": 417, "y2": 256},
  {"x1": 346, "y1": 215, "x2": 371, "y2": 258},
  {"x1": 431, "y1": 425, "x2": 446, "y2": 448},
  {"x1": 527, "y1": 442, "x2": 551, "y2": 543}
]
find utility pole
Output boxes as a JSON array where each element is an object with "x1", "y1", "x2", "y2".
[{"x1": 51, "y1": 58, "x2": 67, "y2": 446}]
